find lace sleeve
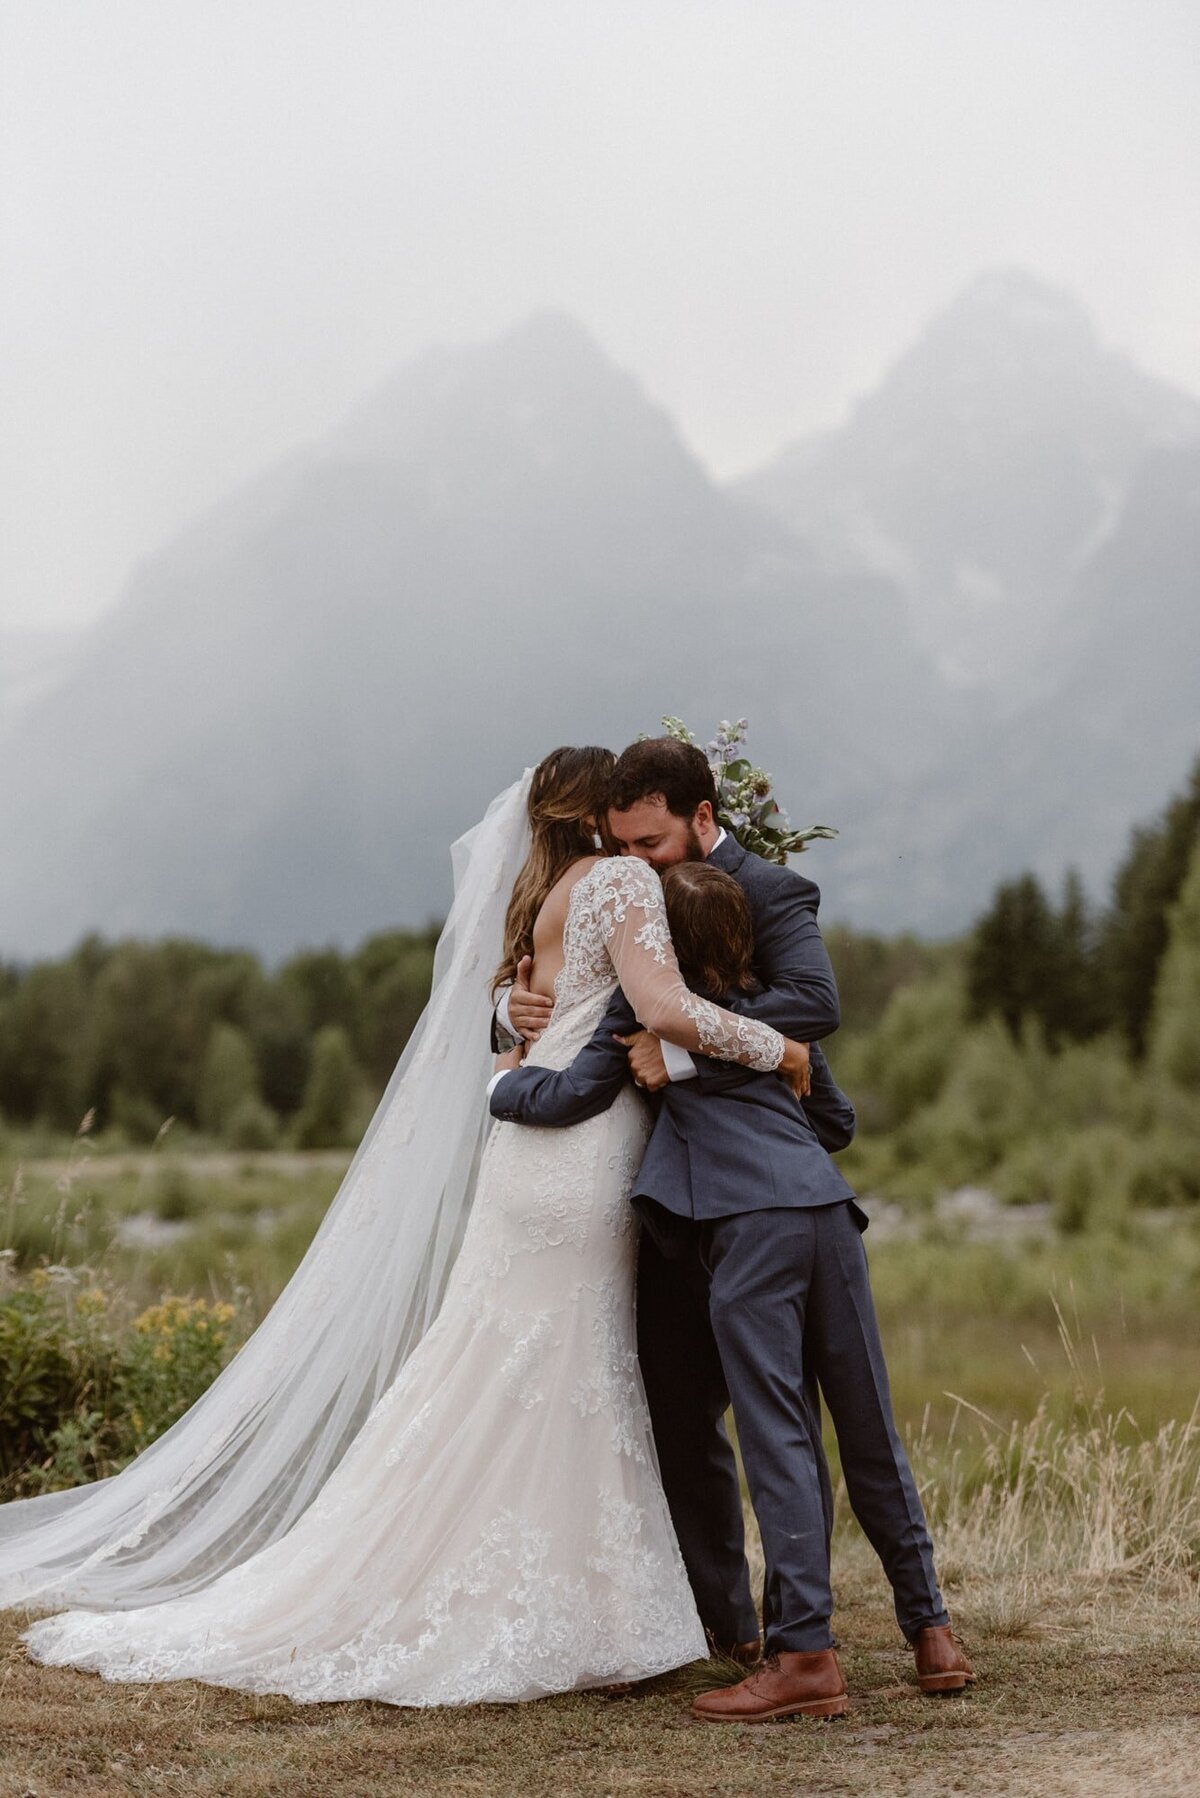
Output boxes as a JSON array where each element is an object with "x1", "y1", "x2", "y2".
[{"x1": 590, "y1": 858, "x2": 785, "y2": 1072}]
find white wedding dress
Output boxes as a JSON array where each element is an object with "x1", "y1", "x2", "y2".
[{"x1": 23, "y1": 855, "x2": 784, "y2": 1706}]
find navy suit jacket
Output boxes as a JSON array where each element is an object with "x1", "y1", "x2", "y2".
[{"x1": 490, "y1": 987, "x2": 857, "y2": 1221}]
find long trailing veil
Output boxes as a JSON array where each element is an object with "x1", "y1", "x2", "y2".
[{"x1": 0, "y1": 769, "x2": 534, "y2": 1610}]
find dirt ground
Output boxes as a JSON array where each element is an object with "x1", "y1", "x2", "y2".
[{"x1": 5, "y1": 1551, "x2": 1200, "y2": 1798}]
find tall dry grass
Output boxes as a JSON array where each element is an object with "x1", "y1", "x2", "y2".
[{"x1": 921, "y1": 1300, "x2": 1200, "y2": 1588}]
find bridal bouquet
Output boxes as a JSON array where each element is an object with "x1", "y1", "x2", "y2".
[{"x1": 658, "y1": 715, "x2": 837, "y2": 866}]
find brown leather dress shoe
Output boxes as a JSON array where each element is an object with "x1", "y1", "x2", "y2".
[
  {"x1": 912, "y1": 1624, "x2": 975, "y2": 1694},
  {"x1": 691, "y1": 1648, "x2": 849, "y2": 1723}
]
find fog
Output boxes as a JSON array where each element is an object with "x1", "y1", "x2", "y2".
[{"x1": 2, "y1": 0, "x2": 1198, "y2": 632}]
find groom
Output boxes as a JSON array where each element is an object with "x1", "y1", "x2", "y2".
[{"x1": 496, "y1": 737, "x2": 972, "y2": 1714}]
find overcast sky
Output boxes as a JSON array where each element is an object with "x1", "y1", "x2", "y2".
[{"x1": 2, "y1": 0, "x2": 1197, "y2": 633}]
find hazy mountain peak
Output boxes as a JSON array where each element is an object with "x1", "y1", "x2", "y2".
[
  {"x1": 929, "y1": 265, "x2": 1098, "y2": 344},
  {"x1": 333, "y1": 308, "x2": 699, "y2": 491},
  {"x1": 859, "y1": 266, "x2": 1169, "y2": 429},
  {"x1": 360, "y1": 307, "x2": 618, "y2": 413},
  {"x1": 487, "y1": 306, "x2": 617, "y2": 368},
  {"x1": 739, "y1": 266, "x2": 1200, "y2": 695}
]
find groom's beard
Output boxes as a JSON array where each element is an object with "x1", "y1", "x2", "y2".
[{"x1": 645, "y1": 824, "x2": 706, "y2": 872}]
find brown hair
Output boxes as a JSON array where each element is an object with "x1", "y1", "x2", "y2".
[
  {"x1": 608, "y1": 737, "x2": 719, "y2": 821},
  {"x1": 661, "y1": 862, "x2": 757, "y2": 999},
  {"x1": 493, "y1": 745, "x2": 616, "y2": 996}
]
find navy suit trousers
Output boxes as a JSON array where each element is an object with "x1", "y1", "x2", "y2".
[
  {"x1": 636, "y1": 1209, "x2": 832, "y2": 1649},
  {"x1": 639, "y1": 1199, "x2": 948, "y2": 1652}
]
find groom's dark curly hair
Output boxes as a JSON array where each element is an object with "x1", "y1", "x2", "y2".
[{"x1": 607, "y1": 737, "x2": 719, "y2": 819}]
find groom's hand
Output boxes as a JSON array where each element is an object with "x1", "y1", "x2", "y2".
[
  {"x1": 616, "y1": 1031, "x2": 670, "y2": 1093},
  {"x1": 508, "y1": 955, "x2": 555, "y2": 1041}
]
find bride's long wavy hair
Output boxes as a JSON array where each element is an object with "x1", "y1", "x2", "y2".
[{"x1": 492, "y1": 745, "x2": 616, "y2": 997}]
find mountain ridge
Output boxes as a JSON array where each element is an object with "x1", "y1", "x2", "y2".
[
  {"x1": 738, "y1": 267, "x2": 1200, "y2": 697},
  {"x1": 1, "y1": 274, "x2": 1195, "y2": 956}
]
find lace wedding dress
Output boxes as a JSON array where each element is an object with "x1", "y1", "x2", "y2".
[{"x1": 23, "y1": 857, "x2": 784, "y2": 1706}]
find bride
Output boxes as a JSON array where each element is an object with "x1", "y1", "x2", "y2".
[{"x1": 12, "y1": 746, "x2": 806, "y2": 1706}]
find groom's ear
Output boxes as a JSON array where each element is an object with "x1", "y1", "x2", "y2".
[{"x1": 695, "y1": 801, "x2": 714, "y2": 831}]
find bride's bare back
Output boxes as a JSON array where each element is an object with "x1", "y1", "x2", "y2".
[{"x1": 526, "y1": 855, "x2": 602, "y2": 999}]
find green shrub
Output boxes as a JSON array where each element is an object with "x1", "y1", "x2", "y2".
[
  {"x1": 1042, "y1": 1033, "x2": 1149, "y2": 1134},
  {"x1": 1125, "y1": 1128, "x2": 1200, "y2": 1209},
  {"x1": 0, "y1": 1263, "x2": 243, "y2": 1498},
  {"x1": 995, "y1": 1134, "x2": 1065, "y2": 1209},
  {"x1": 1051, "y1": 1128, "x2": 1134, "y2": 1234},
  {"x1": 108, "y1": 1084, "x2": 170, "y2": 1145},
  {"x1": 293, "y1": 1025, "x2": 367, "y2": 1149},
  {"x1": 940, "y1": 1018, "x2": 1045, "y2": 1134},
  {"x1": 865, "y1": 1020, "x2": 1044, "y2": 1197},
  {"x1": 197, "y1": 1022, "x2": 262, "y2": 1138},
  {"x1": 0, "y1": 1270, "x2": 86, "y2": 1484},
  {"x1": 151, "y1": 1161, "x2": 201, "y2": 1222},
  {"x1": 115, "y1": 1292, "x2": 239, "y2": 1457},
  {"x1": 224, "y1": 1094, "x2": 280, "y2": 1151},
  {"x1": 839, "y1": 970, "x2": 967, "y2": 1132}
]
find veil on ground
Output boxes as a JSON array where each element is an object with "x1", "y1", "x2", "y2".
[{"x1": 0, "y1": 770, "x2": 534, "y2": 1611}]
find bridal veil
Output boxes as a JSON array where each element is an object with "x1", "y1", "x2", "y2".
[{"x1": 0, "y1": 771, "x2": 534, "y2": 1610}]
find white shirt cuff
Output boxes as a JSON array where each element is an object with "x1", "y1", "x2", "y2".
[
  {"x1": 660, "y1": 1039, "x2": 698, "y2": 1083},
  {"x1": 495, "y1": 987, "x2": 524, "y2": 1044},
  {"x1": 487, "y1": 1070, "x2": 513, "y2": 1099}
]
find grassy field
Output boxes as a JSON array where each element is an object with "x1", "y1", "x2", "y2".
[
  {"x1": 6, "y1": 1521, "x2": 1200, "y2": 1795},
  {"x1": 871, "y1": 1222, "x2": 1200, "y2": 1437},
  {"x1": 4, "y1": 1143, "x2": 1200, "y2": 1794},
  {"x1": 7, "y1": 1139, "x2": 1199, "y2": 1431}
]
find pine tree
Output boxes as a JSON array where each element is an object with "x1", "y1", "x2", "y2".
[
  {"x1": 966, "y1": 873, "x2": 1059, "y2": 1041},
  {"x1": 1100, "y1": 756, "x2": 1200, "y2": 1056},
  {"x1": 1147, "y1": 839, "x2": 1200, "y2": 1088},
  {"x1": 1047, "y1": 868, "x2": 1103, "y2": 1043}
]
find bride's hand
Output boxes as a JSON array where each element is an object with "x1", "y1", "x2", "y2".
[{"x1": 780, "y1": 1038, "x2": 812, "y2": 1099}]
